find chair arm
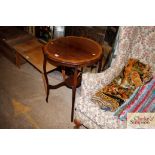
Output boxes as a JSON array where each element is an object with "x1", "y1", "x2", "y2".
[{"x1": 81, "y1": 67, "x2": 120, "y2": 97}]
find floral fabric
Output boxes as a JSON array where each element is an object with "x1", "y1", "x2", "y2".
[
  {"x1": 75, "y1": 26, "x2": 155, "y2": 129},
  {"x1": 91, "y1": 58, "x2": 153, "y2": 112},
  {"x1": 75, "y1": 97, "x2": 126, "y2": 129}
]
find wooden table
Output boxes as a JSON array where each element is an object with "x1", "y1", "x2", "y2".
[
  {"x1": 42, "y1": 36, "x2": 103, "y2": 122},
  {"x1": 0, "y1": 27, "x2": 56, "y2": 73}
]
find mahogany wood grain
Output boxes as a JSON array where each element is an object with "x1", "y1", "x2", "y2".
[
  {"x1": 43, "y1": 36, "x2": 102, "y2": 122},
  {"x1": 43, "y1": 36, "x2": 102, "y2": 67}
]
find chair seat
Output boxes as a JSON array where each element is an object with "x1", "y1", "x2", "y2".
[{"x1": 75, "y1": 97, "x2": 126, "y2": 129}]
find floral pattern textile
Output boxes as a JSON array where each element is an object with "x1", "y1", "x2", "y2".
[
  {"x1": 91, "y1": 58, "x2": 153, "y2": 112},
  {"x1": 75, "y1": 26, "x2": 155, "y2": 129},
  {"x1": 75, "y1": 97, "x2": 126, "y2": 129}
]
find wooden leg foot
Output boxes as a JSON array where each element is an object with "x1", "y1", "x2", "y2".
[
  {"x1": 46, "y1": 95, "x2": 49, "y2": 102},
  {"x1": 74, "y1": 119, "x2": 82, "y2": 129}
]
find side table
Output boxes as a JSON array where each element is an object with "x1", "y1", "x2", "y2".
[{"x1": 43, "y1": 36, "x2": 103, "y2": 122}]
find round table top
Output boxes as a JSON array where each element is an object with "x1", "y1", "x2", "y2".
[{"x1": 43, "y1": 36, "x2": 102, "y2": 67}]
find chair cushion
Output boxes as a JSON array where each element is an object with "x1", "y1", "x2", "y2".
[
  {"x1": 75, "y1": 97, "x2": 126, "y2": 129},
  {"x1": 114, "y1": 76, "x2": 155, "y2": 120},
  {"x1": 91, "y1": 58, "x2": 153, "y2": 112}
]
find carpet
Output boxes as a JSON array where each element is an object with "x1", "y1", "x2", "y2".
[{"x1": 0, "y1": 53, "x2": 79, "y2": 128}]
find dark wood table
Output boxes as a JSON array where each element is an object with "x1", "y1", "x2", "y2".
[{"x1": 42, "y1": 36, "x2": 102, "y2": 122}]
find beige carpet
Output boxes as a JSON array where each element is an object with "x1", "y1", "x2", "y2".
[{"x1": 0, "y1": 53, "x2": 80, "y2": 128}]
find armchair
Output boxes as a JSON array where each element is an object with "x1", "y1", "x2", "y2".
[{"x1": 74, "y1": 26, "x2": 155, "y2": 129}]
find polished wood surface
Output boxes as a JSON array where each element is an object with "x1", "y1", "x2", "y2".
[
  {"x1": 13, "y1": 38, "x2": 56, "y2": 72},
  {"x1": 0, "y1": 27, "x2": 56, "y2": 73},
  {"x1": 43, "y1": 36, "x2": 102, "y2": 67},
  {"x1": 43, "y1": 36, "x2": 102, "y2": 122}
]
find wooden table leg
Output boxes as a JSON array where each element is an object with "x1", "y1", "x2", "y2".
[
  {"x1": 71, "y1": 67, "x2": 78, "y2": 122},
  {"x1": 98, "y1": 56, "x2": 103, "y2": 73},
  {"x1": 61, "y1": 66, "x2": 66, "y2": 81},
  {"x1": 43, "y1": 55, "x2": 49, "y2": 102},
  {"x1": 42, "y1": 73, "x2": 47, "y2": 95}
]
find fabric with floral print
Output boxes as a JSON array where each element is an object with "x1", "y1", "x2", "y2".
[
  {"x1": 91, "y1": 58, "x2": 152, "y2": 112},
  {"x1": 75, "y1": 26, "x2": 155, "y2": 129}
]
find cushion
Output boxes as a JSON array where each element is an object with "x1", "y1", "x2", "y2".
[
  {"x1": 91, "y1": 58, "x2": 152, "y2": 112},
  {"x1": 117, "y1": 76, "x2": 155, "y2": 120}
]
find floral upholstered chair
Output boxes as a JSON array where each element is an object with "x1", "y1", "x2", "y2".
[{"x1": 74, "y1": 26, "x2": 155, "y2": 129}]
